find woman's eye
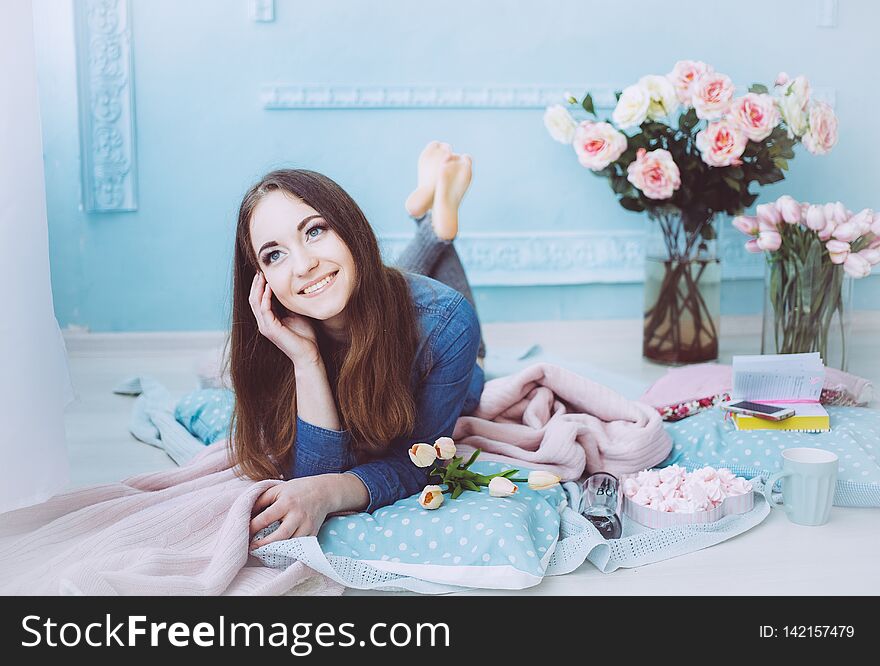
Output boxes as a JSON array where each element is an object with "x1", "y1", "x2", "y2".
[
  {"x1": 264, "y1": 249, "x2": 282, "y2": 264},
  {"x1": 306, "y1": 224, "x2": 326, "y2": 239}
]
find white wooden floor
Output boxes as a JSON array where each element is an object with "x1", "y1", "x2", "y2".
[{"x1": 61, "y1": 316, "x2": 880, "y2": 595}]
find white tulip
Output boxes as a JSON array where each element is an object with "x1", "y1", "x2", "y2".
[
  {"x1": 488, "y1": 477, "x2": 519, "y2": 498},
  {"x1": 433, "y1": 436, "x2": 456, "y2": 460},
  {"x1": 408, "y1": 443, "x2": 438, "y2": 468},
  {"x1": 527, "y1": 470, "x2": 561, "y2": 491},
  {"x1": 418, "y1": 485, "x2": 445, "y2": 510}
]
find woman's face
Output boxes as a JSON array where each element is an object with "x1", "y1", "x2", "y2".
[{"x1": 249, "y1": 190, "x2": 356, "y2": 330}]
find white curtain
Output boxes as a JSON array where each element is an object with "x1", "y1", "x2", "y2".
[{"x1": 0, "y1": 0, "x2": 75, "y2": 513}]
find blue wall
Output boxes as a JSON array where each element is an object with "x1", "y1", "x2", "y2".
[{"x1": 34, "y1": 0, "x2": 879, "y2": 332}]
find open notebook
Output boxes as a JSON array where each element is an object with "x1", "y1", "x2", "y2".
[{"x1": 731, "y1": 353, "x2": 830, "y2": 432}]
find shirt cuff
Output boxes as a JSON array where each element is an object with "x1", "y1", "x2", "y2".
[{"x1": 293, "y1": 415, "x2": 354, "y2": 474}]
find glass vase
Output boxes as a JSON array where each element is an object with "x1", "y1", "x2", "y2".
[
  {"x1": 642, "y1": 211, "x2": 721, "y2": 364},
  {"x1": 761, "y1": 244, "x2": 853, "y2": 371}
]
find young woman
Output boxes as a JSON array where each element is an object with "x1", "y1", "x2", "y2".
[{"x1": 231, "y1": 142, "x2": 486, "y2": 550}]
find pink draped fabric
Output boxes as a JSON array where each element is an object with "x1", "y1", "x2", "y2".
[
  {"x1": 453, "y1": 363, "x2": 672, "y2": 480},
  {"x1": 0, "y1": 442, "x2": 343, "y2": 596}
]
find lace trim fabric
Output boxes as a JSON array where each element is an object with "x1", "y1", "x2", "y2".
[{"x1": 252, "y1": 480, "x2": 771, "y2": 593}]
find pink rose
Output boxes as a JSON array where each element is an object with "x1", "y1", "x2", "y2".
[
  {"x1": 573, "y1": 121, "x2": 628, "y2": 170},
  {"x1": 775, "y1": 195, "x2": 802, "y2": 224},
  {"x1": 691, "y1": 72, "x2": 735, "y2": 120},
  {"x1": 756, "y1": 230, "x2": 782, "y2": 251},
  {"x1": 667, "y1": 60, "x2": 713, "y2": 105},
  {"x1": 805, "y1": 204, "x2": 826, "y2": 231},
  {"x1": 732, "y1": 215, "x2": 759, "y2": 235},
  {"x1": 730, "y1": 93, "x2": 780, "y2": 141},
  {"x1": 802, "y1": 101, "x2": 839, "y2": 155},
  {"x1": 843, "y1": 253, "x2": 872, "y2": 278},
  {"x1": 826, "y1": 239, "x2": 851, "y2": 264},
  {"x1": 626, "y1": 148, "x2": 681, "y2": 200},
  {"x1": 745, "y1": 239, "x2": 762, "y2": 253},
  {"x1": 695, "y1": 120, "x2": 746, "y2": 167}
]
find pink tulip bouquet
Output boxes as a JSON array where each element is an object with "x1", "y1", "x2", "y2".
[
  {"x1": 544, "y1": 62, "x2": 838, "y2": 364},
  {"x1": 732, "y1": 197, "x2": 879, "y2": 368}
]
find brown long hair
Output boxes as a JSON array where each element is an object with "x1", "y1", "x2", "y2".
[{"x1": 226, "y1": 169, "x2": 420, "y2": 480}]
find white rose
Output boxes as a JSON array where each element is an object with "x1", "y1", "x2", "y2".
[
  {"x1": 543, "y1": 104, "x2": 577, "y2": 144},
  {"x1": 612, "y1": 84, "x2": 650, "y2": 129},
  {"x1": 638, "y1": 74, "x2": 680, "y2": 120},
  {"x1": 778, "y1": 75, "x2": 811, "y2": 137}
]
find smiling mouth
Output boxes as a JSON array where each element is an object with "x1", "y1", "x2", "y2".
[{"x1": 299, "y1": 271, "x2": 338, "y2": 296}]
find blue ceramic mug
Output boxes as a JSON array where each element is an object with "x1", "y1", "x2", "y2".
[{"x1": 765, "y1": 448, "x2": 838, "y2": 526}]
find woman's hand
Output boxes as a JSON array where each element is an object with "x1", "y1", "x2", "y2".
[
  {"x1": 249, "y1": 272, "x2": 320, "y2": 366},
  {"x1": 248, "y1": 476, "x2": 333, "y2": 549}
]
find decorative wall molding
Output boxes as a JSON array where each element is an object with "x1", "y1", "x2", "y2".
[
  {"x1": 74, "y1": 0, "x2": 138, "y2": 212},
  {"x1": 262, "y1": 85, "x2": 617, "y2": 110},
  {"x1": 249, "y1": 0, "x2": 274, "y2": 22},
  {"x1": 262, "y1": 84, "x2": 836, "y2": 111},
  {"x1": 379, "y1": 228, "x2": 764, "y2": 287}
]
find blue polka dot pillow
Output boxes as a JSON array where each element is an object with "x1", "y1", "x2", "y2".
[
  {"x1": 316, "y1": 460, "x2": 567, "y2": 590},
  {"x1": 660, "y1": 407, "x2": 880, "y2": 507},
  {"x1": 174, "y1": 388, "x2": 235, "y2": 444}
]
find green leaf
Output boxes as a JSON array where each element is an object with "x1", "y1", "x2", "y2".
[
  {"x1": 722, "y1": 176, "x2": 741, "y2": 191},
  {"x1": 677, "y1": 108, "x2": 699, "y2": 133},
  {"x1": 499, "y1": 469, "x2": 520, "y2": 478},
  {"x1": 749, "y1": 83, "x2": 769, "y2": 94},
  {"x1": 619, "y1": 196, "x2": 645, "y2": 212},
  {"x1": 581, "y1": 93, "x2": 596, "y2": 116},
  {"x1": 462, "y1": 448, "x2": 480, "y2": 469},
  {"x1": 461, "y1": 479, "x2": 480, "y2": 492},
  {"x1": 773, "y1": 157, "x2": 789, "y2": 171},
  {"x1": 451, "y1": 485, "x2": 464, "y2": 500},
  {"x1": 614, "y1": 90, "x2": 622, "y2": 101}
]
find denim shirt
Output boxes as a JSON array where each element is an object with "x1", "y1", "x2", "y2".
[{"x1": 289, "y1": 272, "x2": 484, "y2": 512}]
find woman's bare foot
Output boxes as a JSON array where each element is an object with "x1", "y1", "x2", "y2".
[
  {"x1": 432, "y1": 153, "x2": 472, "y2": 241},
  {"x1": 405, "y1": 141, "x2": 452, "y2": 218}
]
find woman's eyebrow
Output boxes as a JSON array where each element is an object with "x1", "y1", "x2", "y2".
[{"x1": 258, "y1": 214, "x2": 323, "y2": 254}]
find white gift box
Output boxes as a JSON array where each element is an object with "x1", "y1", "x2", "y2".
[{"x1": 623, "y1": 491, "x2": 754, "y2": 529}]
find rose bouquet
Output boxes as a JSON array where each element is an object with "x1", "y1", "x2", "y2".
[
  {"x1": 545, "y1": 63, "x2": 838, "y2": 364},
  {"x1": 732, "y1": 196, "x2": 879, "y2": 369},
  {"x1": 408, "y1": 438, "x2": 560, "y2": 509}
]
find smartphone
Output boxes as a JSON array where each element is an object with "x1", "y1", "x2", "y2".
[{"x1": 720, "y1": 400, "x2": 795, "y2": 421}]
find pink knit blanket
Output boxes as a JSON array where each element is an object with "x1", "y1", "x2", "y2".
[
  {"x1": 452, "y1": 363, "x2": 672, "y2": 480},
  {"x1": 0, "y1": 442, "x2": 343, "y2": 596}
]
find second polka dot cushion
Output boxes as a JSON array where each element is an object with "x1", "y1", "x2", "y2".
[
  {"x1": 660, "y1": 407, "x2": 880, "y2": 507},
  {"x1": 316, "y1": 460, "x2": 567, "y2": 589}
]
